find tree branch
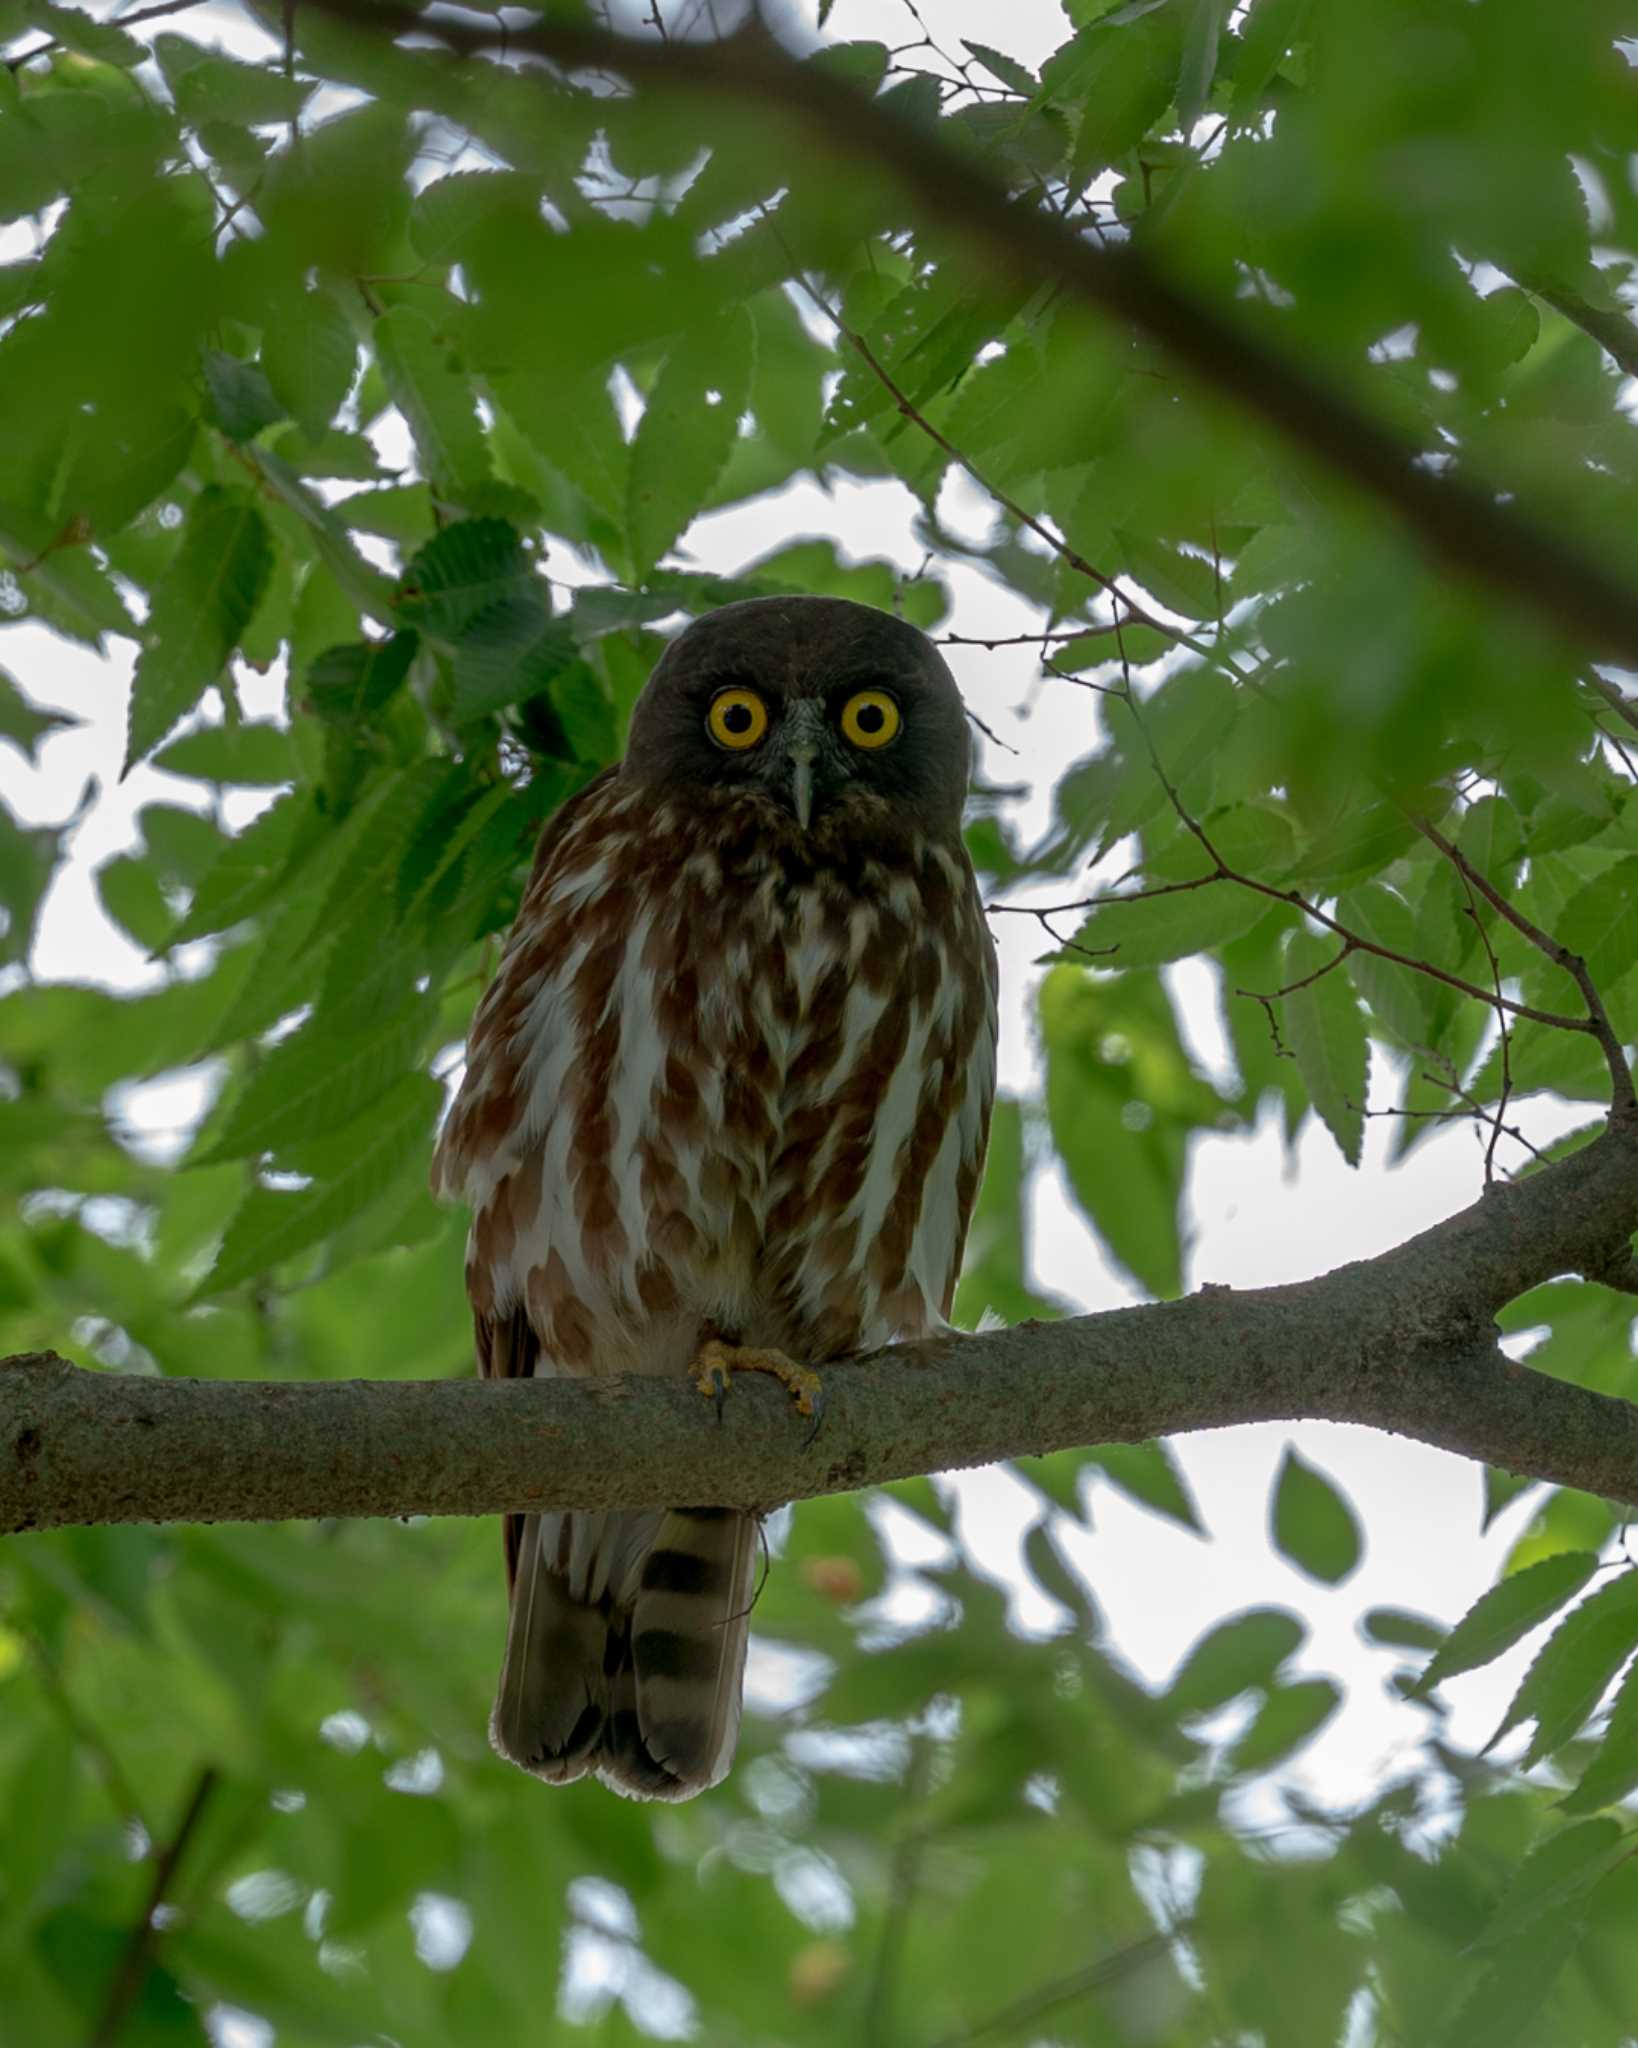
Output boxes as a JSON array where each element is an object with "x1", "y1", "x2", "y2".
[
  {"x1": 5, "y1": 1116, "x2": 1637, "y2": 1534},
  {"x1": 289, "y1": 1, "x2": 1638, "y2": 669}
]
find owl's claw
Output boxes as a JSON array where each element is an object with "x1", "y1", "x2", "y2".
[{"x1": 689, "y1": 1340, "x2": 825, "y2": 1445}]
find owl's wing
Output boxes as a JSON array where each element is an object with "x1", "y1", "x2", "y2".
[
  {"x1": 429, "y1": 766, "x2": 620, "y2": 1205},
  {"x1": 937, "y1": 924, "x2": 1000, "y2": 1318}
]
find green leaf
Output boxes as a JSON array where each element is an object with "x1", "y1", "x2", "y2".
[
  {"x1": 1087, "y1": 1440, "x2": 1202, "y2": 1531},
  {"x1": 1362, "y1": 1607, "x2": 1447, "y2": 1652},
  {"x1": 627, "y1": 305, "x2": 756, "y2": 579},
  {"x1": 1279, "y1": 928, "x2": 1369, "y2": 1165},
  {"x1": 961, "y1": 39, "x2": 1039, "y2": 93},
  {"x1": 166, "y1": 790, "x2": 311, "y2": 946},
  {"x1": 195, "y1": 1072, "x2": 439, "y2": 1297},
  {"x1": 1225, "y1": 1677, "x2": 1340, "y2": 1773},
  {"x1": 1165, "y1": 1608, "x2": 1306, "y2": 1716},
  {"x1": 1418, "y1": 1550, "x2": 1600, "y2": 1692},
  {"x1": 197, "y1": 997, "x2": 432, "y2": 1164},
  {"x1": 23, "y1": 0, "x2": 143, "y2": 65},
  {"x1": 1484, "y1": 1568, "x2": 1638, "y2": 1762},
  {"x1": 374, "y1": 303, "x2": 491, "y2": 506},
  {"x1": 262, "y1": 287, "x2": 358, "y2": 444},
  {"x1": 1177, "y1": 0, "x2": 1228, "y2": 129},
  {"x1": 303, "y1": 634, "x2": 418, "y2": 725},
  {"x1": 1558, "y1": 854, "x2": 1638, "y2": 994},
  {"x1": 0, "y1": 669, "x2": 74, "y2": 762},
  {"x1": 152, "y1": 722, "x2": 295, "y2": 787},
  {"x1": 395, "y1": 518, "x2": 536, "y2": 641},
  {"x1": 1073, "y1": 877, "x2": 1267, "y2": 968},
  {"x1": 1444, "y1": 1908, "x2": 1581, "y2": 2048},
  {"x1": 1476, "y1": 1819, "x2": 1626, "y2": 1949},
  {"x1": 202, "y1": 347, "x2": 285, "y2": 443},
  {"x1": 448, "y1": 597, "x2": 579, "y2": 723},
  {"x1": 1338, "y1": 881, "x2": 1442, "y2": 1049},
  {"x1": 1271, "y1": 1446, "x2": 1362, "y2": 1585},
  {"x1": 1562, "y1": 1655, "x2": 1638, "y2": 1813},
  {"x1": 125, "y1": 488, "x2": 273, "y2": 772}
]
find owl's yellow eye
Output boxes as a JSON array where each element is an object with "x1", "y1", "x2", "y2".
[
  {"x1": 707, "y1": 688, "x2": 769, "y2": 750},
  {"x1": 839, "y1": 690, "x2": 901, "y2": 750}
]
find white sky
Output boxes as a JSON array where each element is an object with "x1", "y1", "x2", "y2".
[{"x1": 1, "y1": 0, "x2": 1606, "y2": 1827}]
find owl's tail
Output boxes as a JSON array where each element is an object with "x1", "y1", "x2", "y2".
[{"x1": 492, "y1": 1506, "x2": 758, "y2": 1801}]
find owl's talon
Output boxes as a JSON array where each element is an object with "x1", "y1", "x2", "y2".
[
  {"x1": 800, "y1": 1379, "x2": 828, "y2": 1449},
  {"x1": 689, "y1": 1340, "x2": 824, "y2": 1444}
]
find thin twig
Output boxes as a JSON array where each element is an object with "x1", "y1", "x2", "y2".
[
  {"x1": 989, "y1": 846, "x2": 1594, "y2": 1035},
  {"x1": 866, "y1": 1737, "x2": 932, "y2": 2048},
  {"x1": 927, "y1": 1930, "x2": 1178, "y2": 2048},
  {"x1": 1528, "y1": 279, "x2": 1638, "y2": 384},
  {"x1": 1451, "y1": 859, "x2": 1513, "y2": 1184},
  {"x1": 1412, "y1": 814, "x2": 1637, "y2": 1114},
  {"x1": 1587, "y1": 671, "x2": 1638, "y2": 742},
  {"x1": 86, "y1": 1768, "x2": 218, "y2": 2048}
]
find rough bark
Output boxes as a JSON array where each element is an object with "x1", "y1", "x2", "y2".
[{"x1": 5, "y1": 1112, "x2": 1635, "y2": 1535}]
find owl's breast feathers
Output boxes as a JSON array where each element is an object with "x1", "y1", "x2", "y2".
[{"x1": 433, "y1": 771, "x2": 998, "y2": 1376}]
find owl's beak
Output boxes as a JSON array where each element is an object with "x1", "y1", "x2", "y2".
[{"x1": 780, "y1": 700, "x2": 828, "y2": 831}]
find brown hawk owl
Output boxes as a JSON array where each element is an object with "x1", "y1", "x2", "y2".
[{"x1": 431, "y1": 595, "x2": 998, "y2": 1799}]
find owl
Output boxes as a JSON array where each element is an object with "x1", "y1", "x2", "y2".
[{"x1": 431, "y1": 595, "x2": 998, "y2": 1800}]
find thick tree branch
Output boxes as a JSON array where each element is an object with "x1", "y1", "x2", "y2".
[
  {"x1": 290, "y1": 2, "x2": 1638, "y2": 669},
  {"x1": 5, "y1": 1116, "x2": 1637, "y2": 1534}
]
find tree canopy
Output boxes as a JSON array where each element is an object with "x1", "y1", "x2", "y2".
[{"x1": 3, "y1": 1, "x2": 1638, "y2": 2044}]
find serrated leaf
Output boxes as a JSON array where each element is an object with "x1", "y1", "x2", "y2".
[
  {"x1": 1280, "y1": 927, "x2": 1368, "y2": 1165},
  {"x1": 374, "y1": 304, "x2": 490, "y2": 506},
  {"x1": 448, "y1": 596, "x2": 578, "y2": 722},
  {"x1": 198, "y1": 996, "x2": 432, "y2": 1164},
  {"x1": 1087, "y1": 1440, "x2": 1201, "y2": 1531},
  {"x1": 1271, "y1": 1446, "x2": 1362, "y2": 1585},
  {"x1": 1476, "y1": 1819, "x2": 1625, "y2": 1950},
  {"x1": 961, "y1": 39, "x2": 1039, "y2": 93},
  {"x1": 166, "y1": 790, "x2": 312, "y2": 947},
  {"x1": 1444, "y1": 1907, "x2": 1581, "y2": 2048},
  {"x1": 203, "y1": 348, "x2": 285, "y2": 443},
  {"x1": 245, "y1": 446, "x2": 395, "y2": 624},
  {"x1": 1073, "y1": 878, "x2": 1267, "y2": 968},
  {"x1": 23, "y1": 0, "x2": 142, "y2": 65},
  {"x1": 627, "y1": 305, "x2": 755, "y2": 579},
  {"x1": 1562, "y1": 1655, "x2": 1638, "y2": 1813},
  {"x1": 1338, "y1": 881, "x2": 1440, "y2": 1049},
  {"x1": 1418, "y1": 1550, "x2": 1599, "y2": 1692},
  {"x1": 126, "y1": 489, "x2": 273, "y2": 773},
  {"x1": 1226, "y1": 1677, "x2": 1340, "y2": 1773},
  {"x1": 152, "y1": 723, "x2": 295, "y2": 787},
  {"x1": 0, "y1": 669, "x2": 74, "y2": 762},
  {"x1": 195, "y1": 1073, "x2": 439, "y2": 1297},
  {"x1": 262, "y1": 288, "x2": 358, "y2": 444},
  {"x1": 1166, "y1": 1608, "x2": 1305, "y2": 1715},
  {"x1": 1558, "y1": 854, "x2": 1638, "y2": 994},
  {"x1": 1484, "y1": 1568, "x2": 1638, "y2": 1761},
  {"x1": 303, "y1": 634, "x2": 418, "y2": 725},
  {"x1": 394, "y1": 518, "x2": 534, "y2": 641},
  {"x1": 308, "y1": 762, "x2": 447, "y2": 950}
]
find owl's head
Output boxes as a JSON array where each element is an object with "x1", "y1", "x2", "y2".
[{"x1": 620, "y1": 596, "x2": 972, "y2": 839}]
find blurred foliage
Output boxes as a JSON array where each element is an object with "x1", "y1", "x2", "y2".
[{"x1": 2, "y1": 0, "x2": 1638, "y2": 2042}]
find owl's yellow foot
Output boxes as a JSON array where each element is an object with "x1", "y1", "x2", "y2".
[{"x1": 690, "y1": 1340, "x2": 825, "y2": 1444}]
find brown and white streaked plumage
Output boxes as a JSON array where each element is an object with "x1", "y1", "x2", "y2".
[{"x1": 432, "y1": 595, "x2": 998, "y2": 1800}]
